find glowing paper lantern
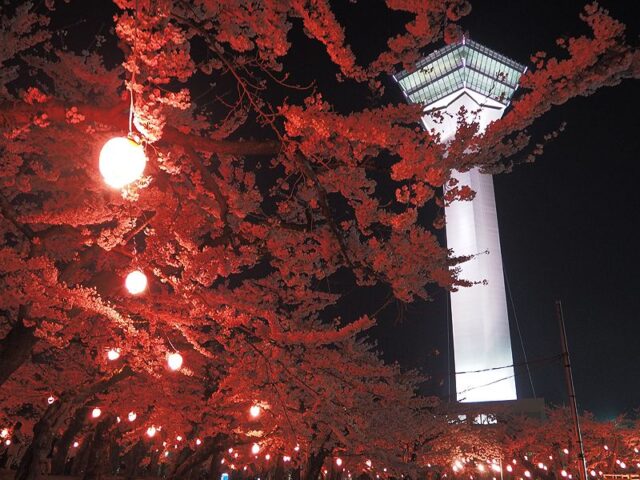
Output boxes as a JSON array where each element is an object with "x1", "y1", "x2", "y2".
[
  {"x1": 99, "y1": 137, "x2": 146, "y2": 189},
  {"x1": 47, "y1": 396, "x2": 55, "y2": 404},
  {"x1": 177, "y1": 435, "x2": 183, "y2": 442},
  {"x1": 561, "y1": 470, "x2": 568, "y2": 477},
  {"x1": 250, "y1": 405, "x2": 261, "y2": 418},
  {"x1": 196, "y1": 439, "x2": 202, "y2": 446},
  {"x1": 563, "y1": 448, "x2": 569, "y2": 454},
  {"x1": 107, "y1": 348, "x2": 120, "y2": 361},
  {"x1": 0, "y1": 428, "x2": 8, "y2": 438},
  {"x1": 147, "y1": 426, "x2": 157, "y2": 437},
  {"x1": 336, "y1": 458, "x2": 343, "y2": 467},
  {"x1": 5, "y1": 439, "x2": 10, "y2": 446},
  {"x1": 524, "y1": 471, "x2": 531, "y2": 478},
  {"x1": 492, "y1": 464, "x2": 501, "y2": 473},
  {"x1": 73, "y1": 441, "x2": 79, "y2": 448},
  {"x1": 91, "y1": 408, "x2": 102, "y2": 418},
  {"x1": 366, "y1": 460, "x2": 372, "y2": 468},
  {"x1": 128, "y1": 411, "x2": 137, "y2": 422},
  {"x1": 283, "y1": 456, "x2": 291, "y2": 462},
  {"x1": 125, "y1": 270, "x2": 148, "y2": 295},
  {"x1": 251, "y1": 443, "x2": 260, "y2": 454},
  {"x1": 478, "y1": 464, "x2": 485, "y2": 472},
  {"x1": 506, "y1": 466, "x2": 513, "y2": 473},
  {"x1": 167, "y1": 352, "x2": 183, "y2": 371},
  {"x1": 265, "y1": 454, "x2": 271, "y2": 461}
]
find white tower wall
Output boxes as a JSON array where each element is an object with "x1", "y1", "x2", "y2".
[{"x1": 424, "y1": 90, "x2": 516, "y2": 402}]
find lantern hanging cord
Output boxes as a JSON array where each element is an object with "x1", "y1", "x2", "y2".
[
  {"x1": 128, "y1": 74, "x2": 135, "y2": 135},
  {"x1": 128, "y1": 0, "x2": 139, "y2": 136}
]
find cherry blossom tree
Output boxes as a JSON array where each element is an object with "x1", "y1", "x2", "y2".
[{"x1": 0, "y1": 0, "x2": 638, "y2": 478}]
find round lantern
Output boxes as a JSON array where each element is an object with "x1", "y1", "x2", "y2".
[
  {"x1": 125, "y1": 270, "x2": 147, "y2": 295},
  {"x1": 99, "y1": 137, "x2": 146, "y2": 189},
  {"x1": 167, "y1": 352, "x2": 183, "y2": 371}
]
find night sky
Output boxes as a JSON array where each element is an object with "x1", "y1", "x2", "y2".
[
  {"x1": 41, "y1": 0, "x2": 639, "y2": 417},
  {"x1": 366, "y1": 0, "x2": 640, "y2": 417}
]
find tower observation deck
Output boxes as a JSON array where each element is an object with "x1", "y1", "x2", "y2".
[{"x1": 394, "y1": 38, "x2": 526, "y2": 402}]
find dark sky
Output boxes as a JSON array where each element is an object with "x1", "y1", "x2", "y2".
[
  {"x1": 40, "y1": 0, "x2": 639, "y2": 417},
  {"x1": 362, "y1": 0, "x2": 640, "y2": 418}
]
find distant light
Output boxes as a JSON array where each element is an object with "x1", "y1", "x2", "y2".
[
  {"x1": 5, "y1": 439, "x2": 11, "y2": 446},
  {"x1": 176, "y1": 436, "x2": 183, "y2": 442},
  {"x1": 99, "y1": 137, "x2": 146, "y2": 189},
  {"x1": 234, "y1": 453, "x2": 238, "y2": 458},
  {"x1": 284, "y1": 456, "x2": 291, "y2": 462},
  {"x1": 0, "y1": 429, "x2": 8, "y2": 439},
  {"x1": 167, "y1": 352, "x2": 183, "y2": 371},
  {"x1": 478, "y1": 464, "x2": 485, "y2": 472},
  {"x1": 538, "y1": 463, "x2": 544, "y2": 469},
  {"x1": 492, "y1": 464, "x2": 501, "y2": 473},
  {"x1": 107, "y1": 348, "x2": 120, "y2": 361},
  {"x1": 128, "y1": 411, "x2": 137, "y2": 422},
  {"x1": 221, "y1": 459, "x2": 225, "y2": 464},
  {"x1": 549, "y1": 456, "x2": 553, "y2": 460},
  {"x1": 126, "y1": 270, "x2": 148, "y2": 295},
  {"x1": 229, "y1": 448, "x2": 233, "y2": 453},
  {"x1": 506, "y1": 466, "x2": 513, "y2": 473},
  {"x1": 250, "y1": 405, "x2": 261, "y2": 418},
  {"x1": 221, "y1": 473, "x2": 229, "y2": 480},
  {"x1": 147, "y1": 426, "x2": 157, "y2": 437},
  {"x1": 561, "y1": 470, "x2": 568, "y2": 477},
  {"x1": 265, "y1": 454, "x2": 271, "y2": 461},
  {"x1": 47, "y1": 396, "x2": 55, "y2": 404},
  {"x1": 73, "y1": 441, "x2": 79, "y2": 448},
  {"x1": 524, "y1": 471, "x2": 531, "y2": 478},
  {"x1": 294, "y1": 444, "x2": 300, "y2": 452},
  {"x1": 196, "y1": 439, "x2": 202, "y2": 446},
  {"x1": 91, "y1": 408, "x2": 102, "y2": 418},
  {"x1": 620, "y1": 462, "x2": 626, "y2": 469},
  {"x1": 590, "y1": 471, "x2": 596, "y2": 477},
  {"x1": 336, "y1": 458, "x2": 343, "y2": 467},
  {"x1": 251, "y1": 443, "x2": 260, "y2": 454},
  {"x1": 512, "y1": 460, "x2": 517, "y2": 465},
  {"x1": 165, "y1": 451, "x2": 169, "y2": 457},
  {"x1": 116, "y1": 416, "x2": 121, "y2": 423},
  {"x1": 563, "y1": 448, "x2": 569, "y2": 454},
  {"x1": 366, "y1": 460, "x2": 372, "y2": 468},
  {"x1": 604, "y1": 445, "x2": 609, "y2": 451}
]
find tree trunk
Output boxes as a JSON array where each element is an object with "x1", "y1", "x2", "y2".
[
  {"x1": 169, "y1": 439, "x2": 223, "y2": 480},
  {"x1": 274, "y1": 455, "x2": 286, "y2": 480},
  {"x1": 0, "y1": 309, "x2": 37, "y2": 387},
  {"x1": 124, "y1": 440, "x2": 145, "y2": 480},
  {"x1": 303, "y1": 450, "x2": 328, "y2": 480},
  {"x1": 50, "y1": 407, "x2": 86, "y2": 474},
  {"x1": 14, "y1": 403, "x2": 62, "y2": 480},
  {"x1": 82, "y1": 417, "x2": 114, "y2": 480}
]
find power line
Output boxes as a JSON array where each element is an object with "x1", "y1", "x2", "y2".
[
  {"x1": 454, "y1": 353, "x2": 561, "y2": 376},
  {"x1": 504, "y1": 268, "x2": 537, "y2": 398}
]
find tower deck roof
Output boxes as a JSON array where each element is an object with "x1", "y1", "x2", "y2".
[{"x1": 394, "y1": 37, "x2": 526, "y2": 107}]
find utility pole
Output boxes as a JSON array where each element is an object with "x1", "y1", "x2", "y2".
[{"x1": 555, "y1": 300, "x2": 588, "y2": 480}]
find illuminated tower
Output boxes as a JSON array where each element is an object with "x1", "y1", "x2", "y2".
[{"x1": 394, "y1": 38, "x2": 526, "y2": 402}]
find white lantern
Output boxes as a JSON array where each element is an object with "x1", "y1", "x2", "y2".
[
  {"x1": 0, "y1": 428, "x2": 8, "y2": 439},
  {"x1": 128, "y1": 411, "x2": 137, "y2": 422},
  {"x1": 73, "y1": 441, "x2": 79, "y2": 448},
  {"x1": 251, "y1": 443, "x2": 260, "y2": 454},
  {"x1": 99, "y1": 137, "x2": 146, "y2": 189},
  {"x1": 147, "y1": 426, "x2": 157, "y2": 437},
  {"x1": 249, "y1": 405, "x2": 261, "y2": 418},
  {"x1": 107, "y1": 348, "x2": 120, "y2": 361},
  {"x1": 47, "y1": 396, "x2": 55, "y2": 404},
  {"x1": 336, "y1": 458, "x2": 343, "y2": 467},
  {"x1": 167, "y1": 352, "x2": 183, "y2": 371},
  {"x1": 91, "y1": 408, "x2": 102, "y2": 418},
  {"x1": 125, "y1": 270, "x2": 147, "y2": 295}
]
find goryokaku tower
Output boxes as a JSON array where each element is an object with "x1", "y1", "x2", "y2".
[{"x1": 394, "y1": 37, "x2": 526, "y2": 402}]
